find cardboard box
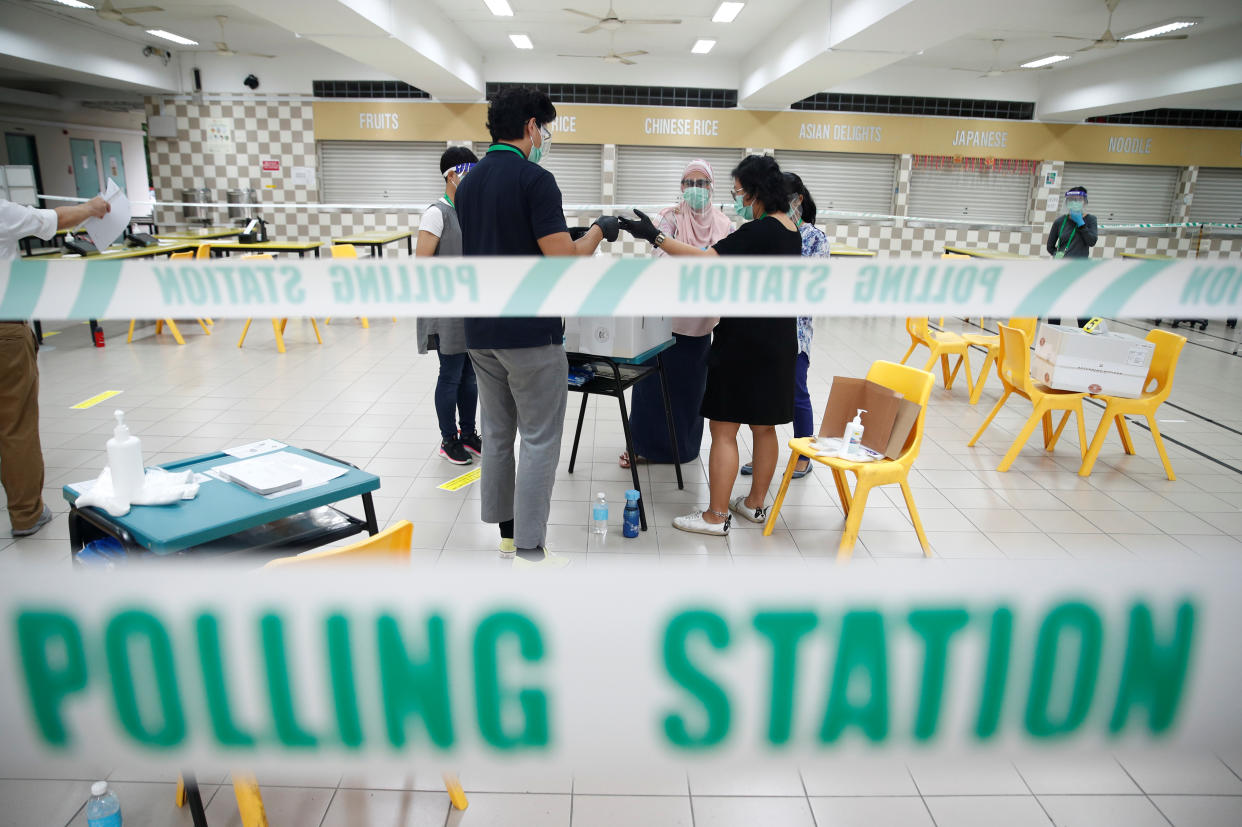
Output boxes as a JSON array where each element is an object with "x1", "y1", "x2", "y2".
[
  {"x1": 564, "y1": 317, "x2": 673, "y2": 360},
  {"x1": 820, "y1": 377, "x2": 921, "y2": 459},
  {"x1": 1032, "y1": 324, "x2": 1155, "y2": 398}
]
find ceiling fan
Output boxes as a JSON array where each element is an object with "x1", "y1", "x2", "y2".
[
  {"x1": 33, "y1": 0, "x2": 164, "y2": 27},
  {"x1": 1053, "y1": 0, "x2": 1191, "y2": 52},
  {"x1": 563, "y1": 3, "x2": 680, "y2": 35},
  {"x1": 558, "y1": 33, "x2": 648, "y2": 64},
  {"x1": 949, "y1": 39, "x2": 1054, "y2": 77},
  {"x1": 188, "y1": 15, "x2": 275, "y2": 58}
]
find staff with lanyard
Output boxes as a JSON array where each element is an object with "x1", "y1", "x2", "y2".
[
  {"x1": 1045, "y1": 185, "x2": 1098, "y2": 327},
  {"x1": 455, "y1": 85, "x2": 619, "y2": 568}
]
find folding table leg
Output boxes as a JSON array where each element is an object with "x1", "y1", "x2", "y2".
[
  {"x1": 567, "y1": 392, "x2": 589, "y2": 474},
  {"x1": 613, "y1": 363, "x2": 647, "y2": 531},
  {"x1": 656, "y1": 353, "x2": 684, "y2": 489}
]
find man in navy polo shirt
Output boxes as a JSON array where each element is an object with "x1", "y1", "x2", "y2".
[{"x1": 456, "y1": 86, "x2": 618, "y2": 567}]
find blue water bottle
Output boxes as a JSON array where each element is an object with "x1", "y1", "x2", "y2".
[{"x1": 622, "y1": 489, "x2": 641, "y2": 538}]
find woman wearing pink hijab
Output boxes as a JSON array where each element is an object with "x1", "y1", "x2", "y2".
[{"x1": 621, "y1": 159, "x2": 733, "y2": 468}]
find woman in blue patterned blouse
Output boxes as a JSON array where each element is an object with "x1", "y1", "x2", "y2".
[{"x1": 743, "y1": 172, "x2": 829, "y2": 479}]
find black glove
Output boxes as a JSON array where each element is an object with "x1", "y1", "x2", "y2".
[
  {"x1": 618, "y1": 209, "x2": 660, "y2": 244},
  {"x1": 593, "y1": 215, "x2": 620, "y2": 243}
]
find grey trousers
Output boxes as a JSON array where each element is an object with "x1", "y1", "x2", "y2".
[{"x1": 469, "y1": 345, "x2": 568, "y2": 549}]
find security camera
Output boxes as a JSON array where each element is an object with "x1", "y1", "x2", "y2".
[
  {"x1": 243, "y1": 74, "x2": 260, "y2": 90},
  {"x1": 142, "y1": 46, "x2": 172, "y2": 65}
]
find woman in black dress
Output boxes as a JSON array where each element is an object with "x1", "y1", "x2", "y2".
[{"x1": 620, "y1": 155, "x2": 800, "y2": 537}]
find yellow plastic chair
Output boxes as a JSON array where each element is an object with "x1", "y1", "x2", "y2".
[
  {"x1": 127, "y1": 250, "x2": 212, "y2": 345},
  {"x1": 1078, "y1": 329, "x2": 1186, "y2": 480},
  {"x1": 962, "y1": 317, "x2": 1038, "y2": 405},
  {"x1": 264, "y1": 520, "x2": 468, "y2": 811},
  {"x1": 967, "y1": 324, "x2": 1088, "y2": 472},
  {"x1": 195, "y1": 243, "x2": 212, "y2": 259},
  {"x1": 764, "y1": 361, "x2": 935, "y2": 561},
  {"x1": 325, "y1": 244, "x2": 396, "y2": 326},
  {"x1": 899, "y1": 317, "x2": 974, "y2": 395},
  {"x1": 236, "y1": 254, "x2": 323, "y2": 353}
]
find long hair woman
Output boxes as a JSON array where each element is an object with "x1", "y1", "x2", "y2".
[{"x1": 620, "y1": 154, "x2": 800, "y2": 536}]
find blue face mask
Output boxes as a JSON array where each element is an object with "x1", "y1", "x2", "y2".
[
  {"x1": 682, "y1": 186, "x2": 711, "y2": 211},
  {"x1": 1068, "y1": 202, "x2": 1083, "y2": 215},
  {"x1": 733, "y1": 194, "x2": 753, "y2": 220}
]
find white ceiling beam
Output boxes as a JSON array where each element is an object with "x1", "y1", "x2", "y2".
[
  {"x1": 1035, "y1": 25, "x2": 1242, "y2": 121},
  {"x1": 0, "y1": 4, "x2": 180, "y2": 93},
  {"x1": 245, "y1": 0, "x2": 484, "y2": 101},
  {"x1": 738, "y1": 0, "x2": 1017, "y2": 109}
]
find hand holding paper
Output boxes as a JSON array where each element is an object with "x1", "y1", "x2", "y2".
[{"x1": 82, "y1": 179, "x2": 132, "y2": 249}]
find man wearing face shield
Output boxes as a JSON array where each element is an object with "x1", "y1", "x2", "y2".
[
  {"x1": 1046, "y1": 185, "x2": 1098, "y2": 326},
  {"x1": 416, "y1": 147, "x2": 480, "y2": 467},
  {"x1": 620, "y1": 159, "x2": 732, "y2": 469}
]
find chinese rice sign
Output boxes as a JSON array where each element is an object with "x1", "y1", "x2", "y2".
[{"x1": 1, "y1": 563, "x2": 1237, "y2": 774}]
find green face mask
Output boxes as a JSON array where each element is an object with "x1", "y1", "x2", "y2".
[
  {"x1": 527, "y1": 124, "x2": 549, "y2": 165},
  {"x1": 682, "y1": 186, "x2": 711, "y2": 211},
  {"x1": 733, "y1": 194, "x2": 753, "y2": 220}
]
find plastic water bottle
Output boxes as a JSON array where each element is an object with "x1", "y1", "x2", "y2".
[
  {"x1": 86, "y1": 781, "x2": 122, "y2": 827},
  {"x1": 591, "y1": 492, "x2": 609, "y2": 536},
  {"x1": 622, "y1": 489, "x2": 641, "y2": 538}
]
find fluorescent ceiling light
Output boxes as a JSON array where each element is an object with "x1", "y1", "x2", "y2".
[
  {"x1": 1021, "y1": 54, "x2": 1070, "y2": 68},
  {"x1": 691, "y1": 39, "x2": 716, "y2": 54},
  {"x1": 1122, "y1": 20, "x2": 1198, "y2": 40},
  {"x1": 509, "y1": 33, "x2": 533, "y2": 49},
  {"x1": 483, "y1": 0, "x2": 513, "y2": 16},
  {"x1": 712, "y1": 2, "x2": 745, "y2": 23},
  {"x1": 146, "y1": 29, "x2": 198, "y2": 46},
  {"x1": 49, "y1": 0, "x2": 93, "y2": 8}
]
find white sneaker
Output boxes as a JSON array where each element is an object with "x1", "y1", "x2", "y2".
[
  {"x1": 499, "y1": 538, "x2": 516, "y2": 559},
  {"x1": 729, "y1": 495, "x2": 768, "y2": 524},
  {"x1": 512, "y1": 547, "x2": 572, "y2": 569},
  {"x1": 672, "y1": 509, "x2": 730, "y2": 536}
]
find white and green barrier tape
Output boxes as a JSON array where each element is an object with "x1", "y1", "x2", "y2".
[
  {"x1": 1, "y1": 563, "x2": 1237, "y2": 773},
  {"x1": 3, "y1": 256, "x2": 1240, "y2": 320}
]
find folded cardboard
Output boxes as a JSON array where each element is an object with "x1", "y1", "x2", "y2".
[
  {"x1": 820, "y1": 377, "x2": 920, "y2": 459},
  {"x1": 563, "y1": 316, "x2": 673, "y2": 359},
  {"x1": 1032, "y1": 323, "x2": 1155, "y2": 397}
]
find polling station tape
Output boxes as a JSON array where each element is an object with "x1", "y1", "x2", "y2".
[
  {"x1": 3, "y1": 255, "x2": 1241, "y2": 320},
  {"x1": 1, "y1": 562, "x2": 1238, "y2": 774}
]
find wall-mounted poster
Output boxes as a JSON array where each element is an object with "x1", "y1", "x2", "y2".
[{"x1": 205, "y1": 119, "x2": 233, "y2": 155}]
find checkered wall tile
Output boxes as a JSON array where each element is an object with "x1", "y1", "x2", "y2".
[{"x1": 144, "y1": 97, "x2": 1236, "y2": 262}]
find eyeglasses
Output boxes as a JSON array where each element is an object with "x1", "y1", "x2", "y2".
[
  {"x1": 539, "y1": 124, "x2": 552, "y2": 141},
  {"x1": 730, "y1": 187, "x2": 746, "y2": 199},
  {"x1": 681, "y1": 178, "x2": 711, "y2": 188}
]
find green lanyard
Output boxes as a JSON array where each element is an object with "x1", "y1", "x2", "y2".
[
  {"x1": 488, "y1": 143, "x2": 526, "y2": 159},
  {"x1": 1054, "y1": 218, "x2": 1078, "y2": 259},
  {"x1": 443, "y1": 193, "x2": 454, "y2": 209}
]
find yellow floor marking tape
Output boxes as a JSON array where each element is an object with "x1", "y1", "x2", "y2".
[
  {"x1": 70, "y1": 390, "x2": 123, "y2": 410},
  {"x1": 42, "y1": 330, "x2": 60, "y2": 337},
  {"x1": 438, "y1": 467, "x2": 481, "y2": 492}
]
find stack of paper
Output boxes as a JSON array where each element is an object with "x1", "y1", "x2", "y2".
[
  {"x1": 216, "y1": 454, "x2": 302, "y2": 495},
  {"x1": 82, "y1": 179, "x2": 132, "y2": 249}
]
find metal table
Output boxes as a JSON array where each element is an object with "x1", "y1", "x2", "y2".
[{"x1": 566, "y1": 339, "x2": 683, "y2": 531}]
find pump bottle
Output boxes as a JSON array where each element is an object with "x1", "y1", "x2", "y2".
[
  {"x1": 106, "y1": 410, "x2": 145, "y2": 501},
  {"x1": 839, "y1": 409, "x2": 867, "y2": 459}
]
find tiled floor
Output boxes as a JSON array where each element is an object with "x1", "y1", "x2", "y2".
[{"x1": 3, "y1": 314, "x2": 1241, "y2": 824}]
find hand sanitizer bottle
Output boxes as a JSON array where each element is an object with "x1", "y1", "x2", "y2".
[
  {"x1": 839, "y1": 409, "x2": 867, "y2": 459},
  {"x1": 106, "y1": 409, "x2": 145, "y2": 502}
]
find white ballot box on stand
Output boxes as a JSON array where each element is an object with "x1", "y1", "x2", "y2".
[
  {"x1": 564, "y1": 317, "x2": 674, "y2": 360},
  {"x1": 1031, "y1": 323, "x2": 1155, "y2": 398}
]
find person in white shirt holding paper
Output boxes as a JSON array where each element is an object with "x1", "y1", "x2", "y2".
[{"x1": 1, "y1": 195, "x2": 109, "y2": 537}]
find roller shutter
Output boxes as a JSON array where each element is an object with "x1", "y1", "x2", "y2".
[
  {"x1": 318, "y1": 140, "x2": 443, "y2": 205},
  {"x1": 774, "y1": 150, "x2": 897, "y2": 216},
  {"x1": 1188, "y1": 167, "x2": 1242, "y2": 227},
  {"x1": 473, "y1": 142, "x2": 602, "y2": 205},
  {"x1": 1060, "y1": 162, "x2": 1179, "y2": 225},
  {"x1": 615, "y1": 145, "x2": 743, "y2": 206},
  {"x1": 908, "y1": 164, "x2": 1033, "y2": 223}
]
